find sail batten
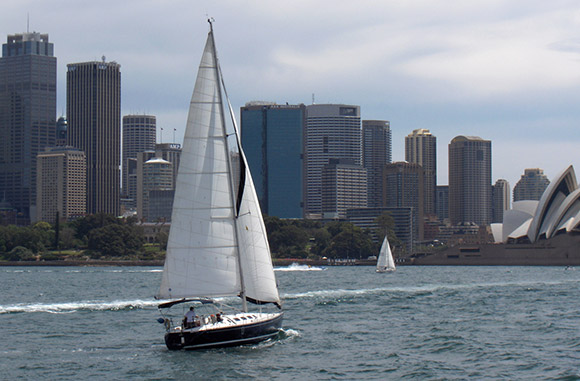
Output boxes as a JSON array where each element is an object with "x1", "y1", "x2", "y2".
[{"x1": 157, "y1": 25, "x2": 280, "y2": 305}]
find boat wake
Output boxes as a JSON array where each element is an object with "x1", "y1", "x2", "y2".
[
  {"x1": 275, "y1": 263, "x2": 325, "y2": 272},
  {"x1": 0, "y1": 299, "x2": 160, "y2": 314},
  {"x1": 281, "y1": 278, "x2": 580, "y2": 301}
]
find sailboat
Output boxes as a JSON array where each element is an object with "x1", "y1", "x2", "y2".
[
  {"x1": 376, "y1": 235, "x2": 396, "y2": 273},
  {"x1": 156, "y1": 20, "x2": 283, "y2": 350}
]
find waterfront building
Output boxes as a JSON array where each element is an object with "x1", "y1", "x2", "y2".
[
  {"x1": 405, "y1": 129, "x2": 436, "y2": 216},
  {"x1": 122, "y1": 115, "x2": 156, "y2": 209},
  {"x1": 36, "y1": 147, "x2": 86, "y2": 222},
  {"x1": 362, "y1": 120, "x2": 391, "y2": 208},
  {"x1": 383, "y1": 161, "x2": 424, "y2": 241},
  {"x1": 305, "y1": 104, "x2": 361, "y2": 217},
  {"x1": 0, "y1": 32, "x2": 56, "y2": 223},
  {"x1": 67, "y1": 59, "x2": 121, "y2": 216},
  {"x1": 492, "y1": 179, "x2": 511, "y2": 223},
  {"x1": 321, "y1": 158, "x2": 367, "y2": 219},
  {"x1": 513, "y1": 168, "x2": 550, "y2": 202},
  {"x1": 346, "y1": 207, "x2": 414, "y2": 254},
  {"x1": 448, "y1": 136, "x2": 492, "y2": 226},
  {"x1": 240, "y1": 102, "x2": 305, "y2": 218}
]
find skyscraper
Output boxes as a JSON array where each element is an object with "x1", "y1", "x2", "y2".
[
  {"x1": 448, "y1": 135, "x2": 492, "y2": 226},
  {"x1": 513, "y1": 168, "x2": 550, "y2": 202},
  {"x1": 305, "y1": 104, "x2": 361, "y2": 217},
  {"x1": 122, "y1": 114, "x2": 156, "y2": 209},
  {"x1": 36, "y1": 147, "x2": 86, "y2": 223},
  {"x1": 67, "y1": 59, "x2": 121, "y2": 216},
  {"x1": 321, "y1": 158, "x2": 367, "y2": 219},
  {"x1": 240, "y1": 102, "x2": 305, "y2": 218},
  {"x1": 492, "y1": 179, "x2": 510, "y2": 223},
  {"x1": 362, "y1": 120, "x2": 391, "y2": 208},
  {"x1": 405, "y1": 129, "x2": 437, "y2": 216},
  {"x1": 0, "y1": 32, "x2": 56, "y2": 223},
  {"x1": 383, "y1": 161, "x2": 424, "y2": 241}
]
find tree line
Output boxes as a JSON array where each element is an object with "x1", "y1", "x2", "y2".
[{"x1": 0, "y1": 212, "x2": 398, "y2": 261}]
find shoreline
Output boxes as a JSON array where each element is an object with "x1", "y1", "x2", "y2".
[{"x1": 0, "y1": 258, "x2": 378, "y2": 267}]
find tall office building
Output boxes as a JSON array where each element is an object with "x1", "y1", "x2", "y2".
[
  {"x1": 240, "y1": 102, "x2": 305, "y2": 218},
  {"x1": 405, "y1": 129, "x2": 437, "y2": 216},
  {"x1": 137, "y1": 157, "x2": 173, "y2": 221},
  {"x1": 448, "y1": 136, "x2": 492, "y2": 226},
  {"x1": 154, "y1": 143, "x2": 181, "y2": 186},
  {"x1": 36, "y1": 147, "x2": 86, "y2": 223},
  {"x1": 513, "y1": 168, "x2": 550, "y2": 202},
  {"x1": 383, "y1": 161, "x2": 424, "y2": 241},
  {"x1": 492, "y1": 179, "x2": 510, "y2": 223},
  {"x1": 362, "y1": 120, "x2": 391, "y2": 208},
  {"x1": 122, "y1": 114, "x2": 156, "y2": 209},
  {"x1": 67, "y1": 59, "x2": 121, "y2": 216},
  {"x1": 0, "y1": 32, "x2": 56, "y2": 223},
  {"x1": 321, "y1": 158, "x2": 367, "y2": 219},
  {"x1": 305, "y1": 104, "x2": 361, "y2": 217}
]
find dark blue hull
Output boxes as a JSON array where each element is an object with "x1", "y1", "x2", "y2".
[{"x1": 165, "y1": 312, "x2": 283, "y2": 350}]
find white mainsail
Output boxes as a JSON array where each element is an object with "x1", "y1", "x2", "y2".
[
  {"x1": 376, "y1": 235, "x2": 396, "y2": 272},
  {"x1": 157, "y1": 27, "x2": 280, "y2": 306}
]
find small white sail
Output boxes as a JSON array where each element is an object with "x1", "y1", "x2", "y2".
[
  {"x1": 157, "y1": 26, "x2": 280, "y2": 306},
  {"x1": 376, "y1": 235, "x2": 396, "y2": 273}
]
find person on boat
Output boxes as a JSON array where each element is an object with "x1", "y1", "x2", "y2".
[{"x1": 184, "y1": 307, "x2": 197, "y2": 328}]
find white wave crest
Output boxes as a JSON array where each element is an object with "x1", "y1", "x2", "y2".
[
  {"x1": 275, "y1": 263, "x2": 325, "y2": 272},
  {"x1": 0, "y1": 299, "x2": 161, "y2": 314}
]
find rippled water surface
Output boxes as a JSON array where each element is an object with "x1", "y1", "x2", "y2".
[{"x1": 1, "y1": 265, "x2": 579, "y2": 379}]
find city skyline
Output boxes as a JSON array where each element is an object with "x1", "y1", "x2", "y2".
[{"x1": 2, "y1": 1, "x2": 580, "y2": 189}]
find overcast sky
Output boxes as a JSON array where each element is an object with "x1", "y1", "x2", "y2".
[{"x1": 3, "y1": 0, "x2": 580, "y2": 187}]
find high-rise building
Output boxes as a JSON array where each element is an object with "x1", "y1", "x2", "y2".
[
  {"x1": 67, "y1": 59, "x2": 121, "y2": 216},
  {"x1": 383, "y1": 161, "x2": 424, "y2": 241},
  {"x1": 240, "y1": 102, "x2": 305, "y2": 218},
  {"x1": 513, "y1": 168, "x2": 550, "y2": 202},
  {"x1": 305, "y1": 104, "x2": 361, "y2": 217},
  {"x1": 405, "y1": 129, "x2": 437, "y2": 216},
  {"x1": 137, "y1": 157, "x2": 173, "y2": 221},
  {"x1": 36, "y1": 147, "x2": 86, "y2": 223},
  {"x1": 492, "y1": 179, "x2": 510, "y2": 223},
  {"x1": 448, "y1": 135, "x2": 492, "y2": 226},
  {"x1": 321, "y1": 158, "x2": 367, "y2": 219},
  {"x1": 122, "y1": 115, "x2": 156, "y2": 209},
  {"x1": 0, "y1": 32, "x2": 56, "y2": 223},
  {"x1": 154, "y1": 143, "x2": 181, "y2": 187},
  {"x1": 362, "y1": 120, "x2": 391, "y2": 208}
]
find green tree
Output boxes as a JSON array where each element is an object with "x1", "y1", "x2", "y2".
[
  {"x1": 375, "y1": 212, "x2": 400, "y2": 247},
  {"x1": 322, "y1": 224, "x2": 376, "y2": 259},
  {"x1": 3, "y1": 246, "x2": 35, "y2": 261},
  {"x1": 88, "y1": 224, "x2": 144, "y2": 257}
]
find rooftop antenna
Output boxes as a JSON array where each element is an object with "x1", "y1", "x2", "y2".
[
  {"x1": 312, "y1": 93, "x2": 315, "y2": 105},
  {"x1": 27, "y1": 13, "x2": 29, "y2": 33}
]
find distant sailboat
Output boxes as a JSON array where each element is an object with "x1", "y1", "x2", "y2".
[
  {"x1": 156, "y1": 20, "x2": 283, "y2": 350},
  {"x1": 376, "y1": 235, "x2": 396, "y2": 273}
]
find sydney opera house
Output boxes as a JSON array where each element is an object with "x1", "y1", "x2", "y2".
[{"x1": 413, "y1": 165, "x2": 580, "y2": 265}]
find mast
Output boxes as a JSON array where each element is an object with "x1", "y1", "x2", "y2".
[{"x1": 208, "y1": 19, "x2": 248, "y2": 312}]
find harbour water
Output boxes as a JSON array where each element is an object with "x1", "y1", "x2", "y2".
[{"x1": 1, "y1": 265, "x2": 579, "y2": 379}]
